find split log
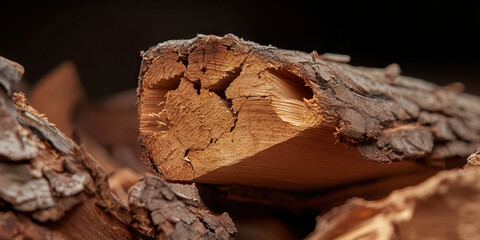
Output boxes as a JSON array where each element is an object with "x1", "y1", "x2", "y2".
[
  {"x1": 28, "y1": 62, "x2": 141, "y2": 174},
  {"x1": 29, "y1": 60, "x2": 84, "y2": 138},
  {"x1": 137, "y1": 34, "x2": 480, "y2": 191},
  {"x1": 77, "y1": 89, "x2": 143, "y2": 172},
  {"x1": 0, "y1": 56, "x2": 235, "y2": 240},
  {"x1": 306, "y1": 148, "x2": 480, "y2": 240}
]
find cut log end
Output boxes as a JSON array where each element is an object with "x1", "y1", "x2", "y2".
[{"x1": 138, "y1": 34, "x2": 480, "y2": 190}]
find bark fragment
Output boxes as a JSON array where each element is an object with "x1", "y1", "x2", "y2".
[{"x1": 129, "y1": 174, "x2": 236, "y2": 240}]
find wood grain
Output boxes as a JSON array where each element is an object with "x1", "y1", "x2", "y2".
[{"x1": 137, "y1": 35, "x2": 480, "y2": 190}]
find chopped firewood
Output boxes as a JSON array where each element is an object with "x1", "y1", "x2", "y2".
[
  {"x1": 27, "y1": 61, "x2": 142, "y2": 173},
  {"x1": 75, "y1": 130, "x2": 119, "y2": 173},
  {"x1": 0, "y1": 56, "x2": 235, "y2": 240},
  {"x1": 26, "y1": 60, "x2": 121, "y2": 173},
  {"x1": 29, "y1": 61, "x2": 84, "y2": 137},
  {"x1": 77, "y1": 89, "x2": 143, "y2": 172},
  {"x1": 306, "y1": 148, "x2": 480, "y2": 240},
  {"x1": 137, "y1": 34, "x2": 480, "y2": 190}
]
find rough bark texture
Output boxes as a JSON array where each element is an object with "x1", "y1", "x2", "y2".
[
  {"x1": 306, "y1": 149, "x2": 480, "y2": 240},
  {"x1": 137, "y1": 34, "x2": 480, "y2": 190},
  {"x1": 129, "y1": 174, "x2": 236, "y2": 240},
  {"x1": 0, "y1": 56, "x2": 235, "y2": 240}
]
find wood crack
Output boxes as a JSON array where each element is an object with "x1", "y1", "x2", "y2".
[{"x1": 138, "y1": 34, "x2": 480, "y2": 190}]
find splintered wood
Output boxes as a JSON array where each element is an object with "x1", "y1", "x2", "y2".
[{"x1": 137, "y1": 35, "x2": 480, "y2": 190}]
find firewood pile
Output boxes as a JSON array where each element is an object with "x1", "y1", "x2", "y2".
[{"x1": 1, "y1": 34, "x2": 480, "y2": 239}]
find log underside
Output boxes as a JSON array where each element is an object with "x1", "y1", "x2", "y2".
[
  {"x1": 194, "y1": 127, "x2": 437, "y2": 191},
  {"x1": 138, "y1": 34, "x2": 480, "y2": 190}
]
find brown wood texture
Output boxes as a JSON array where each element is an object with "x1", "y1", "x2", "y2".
[
  {"x1": 0, "y1": 56, "x2": 235, "y2": 240},
  {"x1": 27, "y1": 62, "x2": 142, "y2": 175},
  {"x1": 29, "y1": 61, "x2": 84, "y2": 138},
  {"x1": 306, "y1": 148, "x2": 480, "y2": 240},
  {"x1": 137, "y1": 34, "x2": 480, "y2": 190}
]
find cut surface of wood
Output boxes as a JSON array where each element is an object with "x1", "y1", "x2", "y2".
[
  {"x1": 306, "y1": 149, "x2": 480, "y2": 240},
  {"x1": 195, "y1": 127, "x2": 437, "y2": 191},
  {"x1": 137, "y1": 35, "x2": 480, "y2": 190}
]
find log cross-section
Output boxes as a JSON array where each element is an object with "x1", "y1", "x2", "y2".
[{"x1": 137, "y1": 34, "x2": 480, "y2": 191}]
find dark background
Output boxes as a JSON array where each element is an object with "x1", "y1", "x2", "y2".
[
  {"x1": 0, "y1": 2, "x2": 479, "y2": 238},
  {"x1": 1, "y1": 0, "x2": 479, "y2": 98}
]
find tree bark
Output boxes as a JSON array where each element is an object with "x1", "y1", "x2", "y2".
[
  {"x1": 137, "y1": 34, "x2": 480, "y2": 191},
  {"x1": 0, "y1": 56, "x2": 235, "y2": 240},
  {"x1": 306, "y1": 148, "x2": 480, "y2": 240}
]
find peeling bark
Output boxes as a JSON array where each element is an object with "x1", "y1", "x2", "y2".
[{"x1": 137, "y1": 34, "x2": 480, "y2": 190}]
